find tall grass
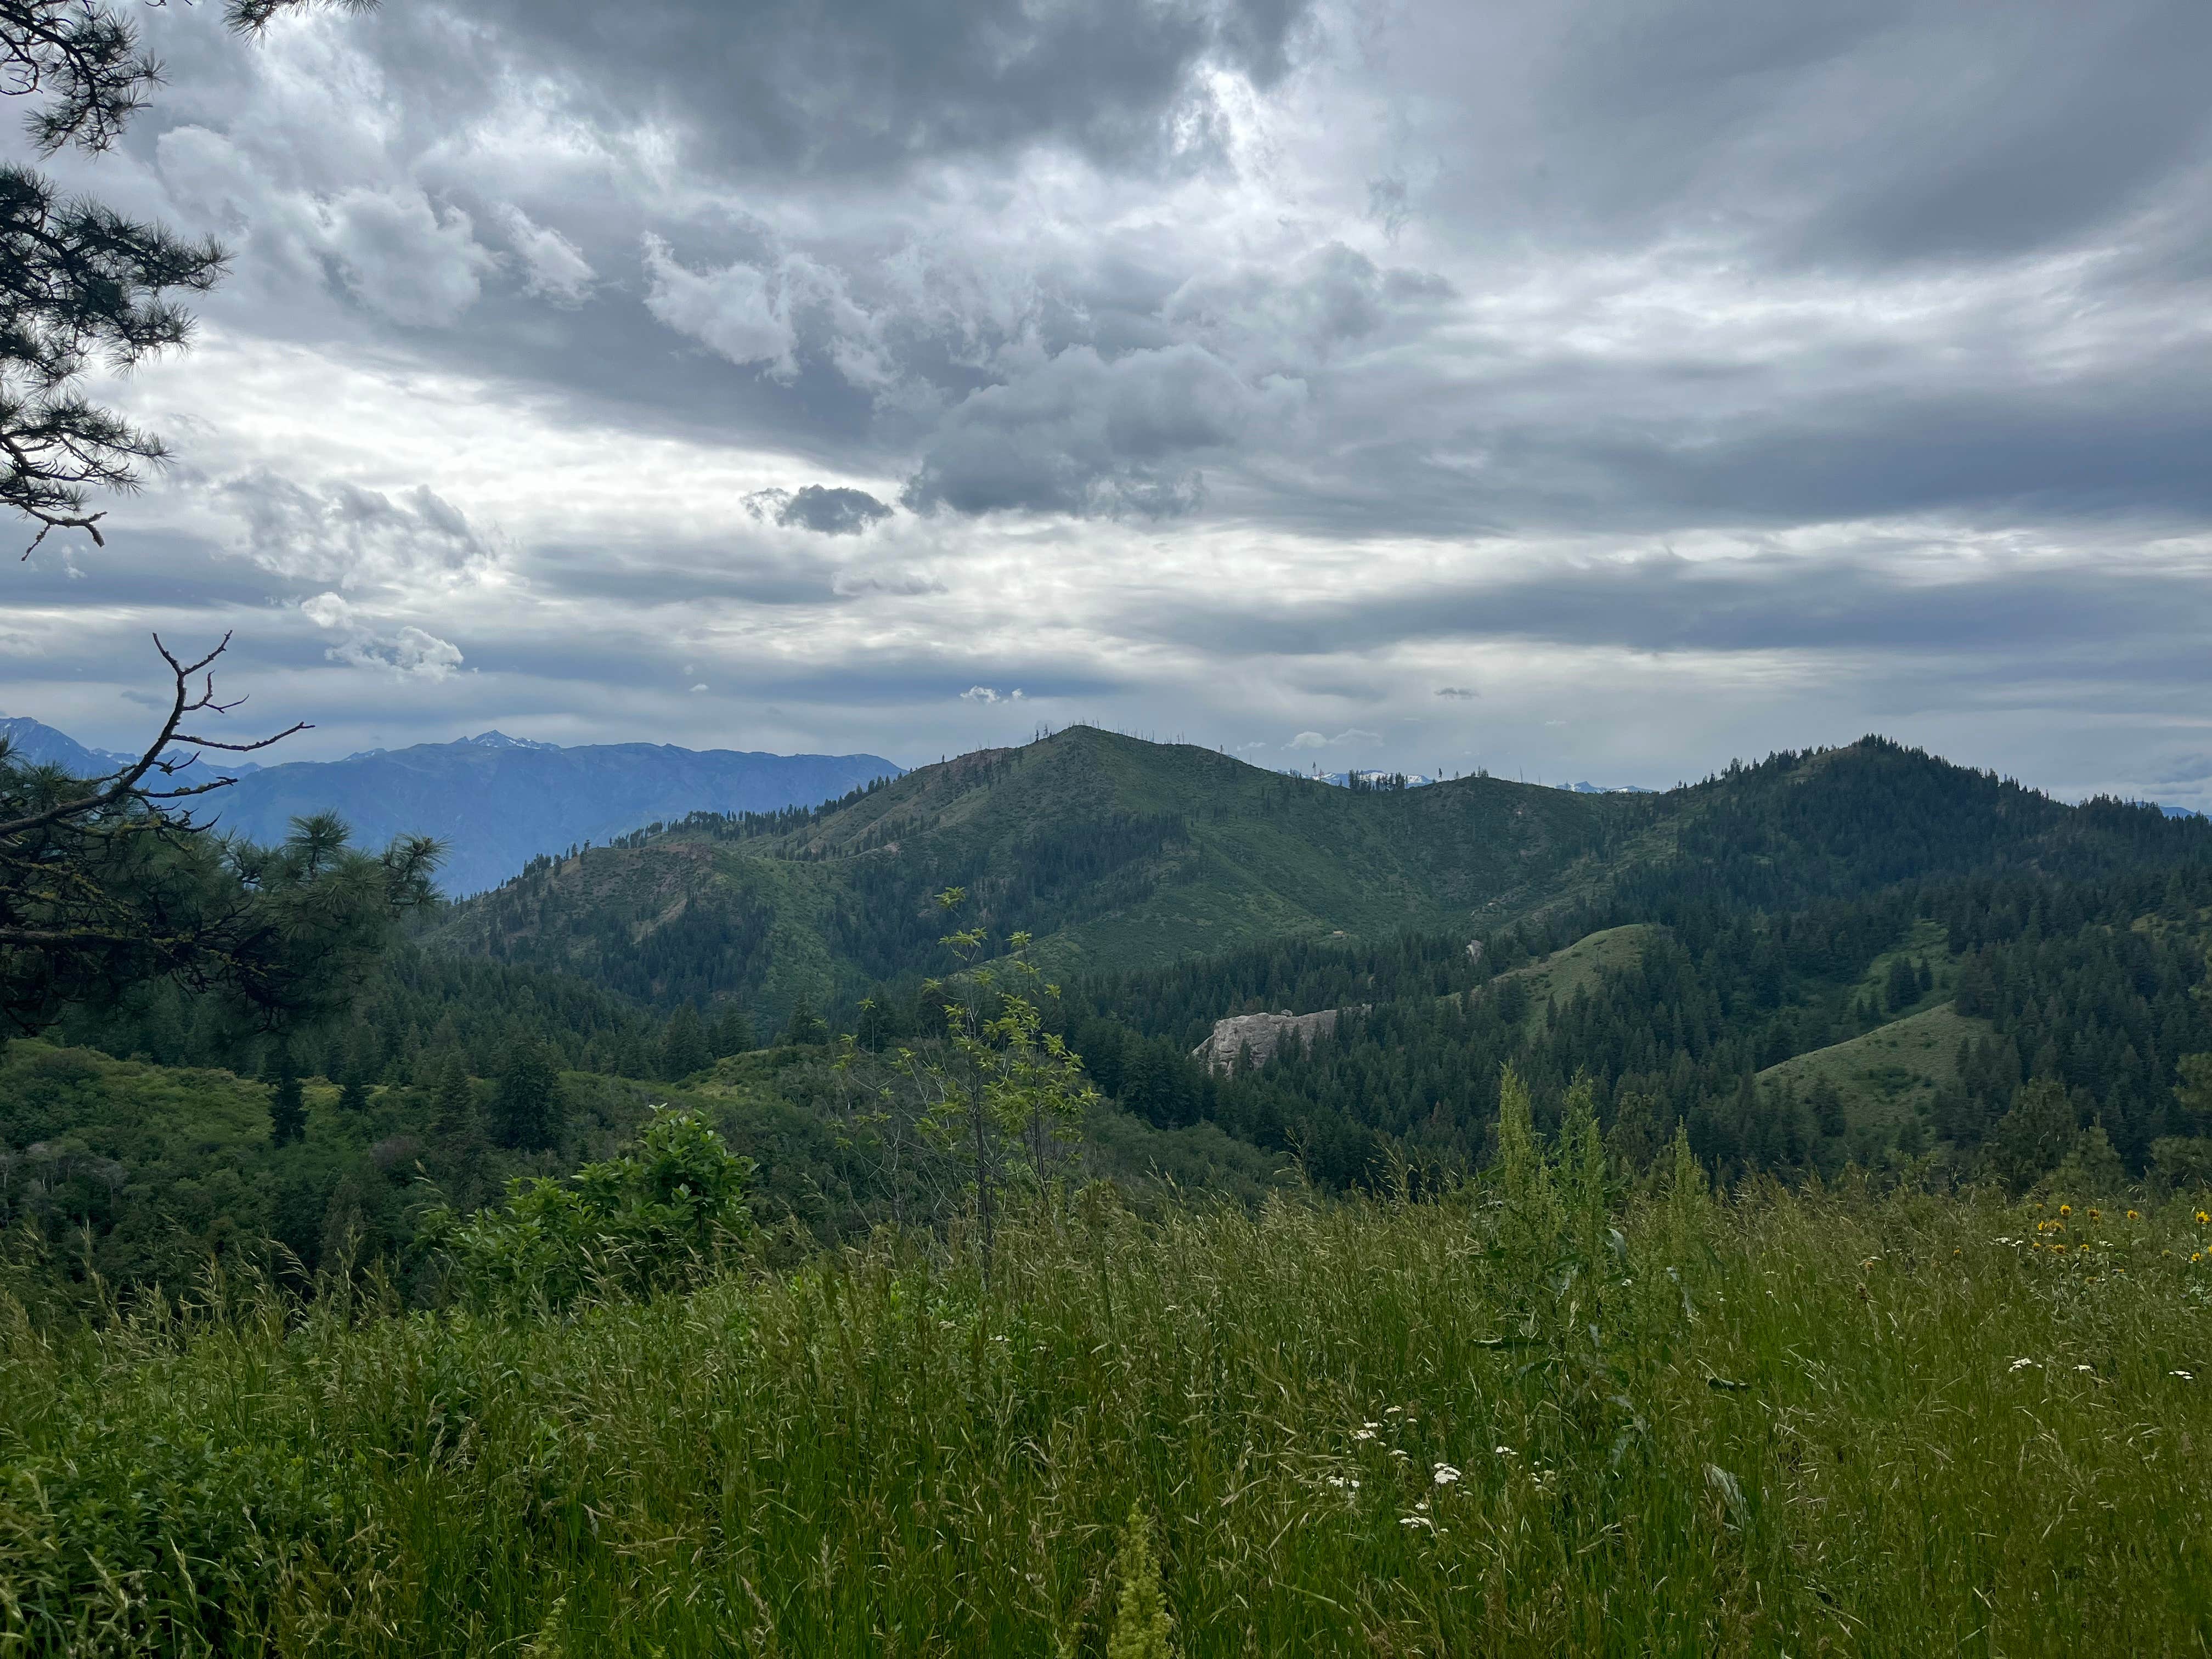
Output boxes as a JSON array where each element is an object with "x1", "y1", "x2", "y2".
[{"x1": 5, "y1": 1172, "x2": 2211, "y2": 1655}]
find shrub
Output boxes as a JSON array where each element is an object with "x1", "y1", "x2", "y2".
[{"x1": 424, "y1": 1106, "x2": 754, "y2": 1312}]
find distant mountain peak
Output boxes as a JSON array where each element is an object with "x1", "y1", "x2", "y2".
[{"x1": 464, "y1": 730, "x2": 556, "y2": 751}]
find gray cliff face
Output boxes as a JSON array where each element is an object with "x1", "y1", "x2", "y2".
[{"x1": 1191, "y1": 1008, "x2": 1361, "y2": 1074}]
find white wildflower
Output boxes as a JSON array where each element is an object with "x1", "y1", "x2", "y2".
[
  {"x1": 2009, "y1": 1358, "x2": 2038, "y2": 1372},
  {"x1": 1352, "y1": 1429, "x2": 1376, "y2": 1442},
  {"x1": 1432, "y1": 1464, "x2": 1462, "y2": 1485}
]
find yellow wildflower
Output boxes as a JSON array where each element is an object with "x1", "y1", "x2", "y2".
[
  {"x1": 2126, "y1": 1210, "x2": 2141, "y2": 1221},
  {"x1": 2059, "y1": 1204, "x2": 2073, "y2": 1218}
]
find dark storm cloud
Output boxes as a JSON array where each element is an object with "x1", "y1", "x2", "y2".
[
  {"x1": 408, "y1": 0, "x2": 1313, "y2": 180},
  {"x1": 754, "y1": 485, "x2": 895, "y2": 536},
  {"x1": 10, "y1": 0, "x2": 2212, "y2": 803}
]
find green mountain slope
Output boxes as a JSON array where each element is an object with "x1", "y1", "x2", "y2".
[
  {"x1": 1758, "y1": 1003, "x2": 1996, "y2": 1134},
  {"x1": 425, "y1": 727, "x2": 2212, "y2": 1028},
  {"x1": 428, "y1": 727, "x2": 1651, "y2": 1019}
]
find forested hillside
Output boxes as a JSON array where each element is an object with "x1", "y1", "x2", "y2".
[
  {"x1": 426, "y1": 727, "x2": 2204, "y2": 1031},
  {"x1": 12, "y1": 727, "x2": 2212, "y2": 1306}
]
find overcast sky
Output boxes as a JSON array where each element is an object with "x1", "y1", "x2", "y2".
[{"x1": 5, "y1": 0, "x2": 2209, "y2": 802}]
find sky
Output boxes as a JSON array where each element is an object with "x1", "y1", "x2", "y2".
[{"x1": 4, "y1": 0, "x2": 2210, "y2": 803}]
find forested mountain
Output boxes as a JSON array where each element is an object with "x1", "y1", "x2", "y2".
[
  {"x1": 426, "y1": 726, "x2": 2210, "y2": 1031},
  {"x1": 201, "y1": 731, "x2": 901, "y2": 896},
  {"x1": 14, "y1": 724, "x2": 2212, "y2": 1305}
]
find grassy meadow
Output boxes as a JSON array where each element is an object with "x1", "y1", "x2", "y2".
[{"x1": 7, "y1": 1147, "x2": 2212, "y2": 1657}]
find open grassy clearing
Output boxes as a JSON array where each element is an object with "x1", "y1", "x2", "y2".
[
  {"x1": 1482, "y1": 923, "x2": 1660, "y2": 1029},
  {"x1": 7, "y1": 1166, "x2": 2212, "y2": 1656},
  {"x1": 1759, "y1": 1001, "x2": 1995, "y2": 1133}
]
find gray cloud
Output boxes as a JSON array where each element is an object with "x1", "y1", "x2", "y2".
[
  {"x1": 763, "y1": 485, "x2": 894, "y2": 535},
  {"x1": 409, "y1": 0, "x2": 1315, "y2": 182},
  {"x1": 904, "y1": 343, "x2": 1304, "y2": 517},
  {"x1": 7, "y1": 0, "x2": 2212, "y2": 812}
]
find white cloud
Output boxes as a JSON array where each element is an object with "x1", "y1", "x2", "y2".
[
  {"x1": 641, "y1": 235, "x2": 797, "y2": 377},
  {"x1": 321, "y1": 189, "x2": 498, "y2": 328},
  {"x1": 300, "y1": 593, "x2": 464, "y2": 680},
  {"x1": 217, "y1": 469, "x2": 494, "y2": 590},
  {"x1": 1289, "y1": 726, "x2": 1383, "y2": 749},
  {"x1": 960, "y1": 686, "x2": 1025, "y2": 704},
  {"x1": 496, "y1": 205, "x2": 596, "y2": 306}
]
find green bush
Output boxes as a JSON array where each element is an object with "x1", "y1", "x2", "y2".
[{"x1": 423, "y1": 1106, "x2": 755, "y2": 1312}]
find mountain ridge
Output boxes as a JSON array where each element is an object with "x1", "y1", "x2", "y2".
[{"x1": 428, "y1": 726, "x2": 2212, "y2": 1029}]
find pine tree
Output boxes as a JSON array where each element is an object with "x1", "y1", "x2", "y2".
[
  {"x1": 780, "y1": 999, "x2": 829, "y2": 1048},
  {"x1": 710, "y1": 1005, "x2": 755, "y2": 1058},
  {"x1": 1885, "y1": 955, "x2": 1918, "y2": 1013},
  {"x1": 659, "y1": 1004, "x2": 710, "y2": 1079},
  {"x1": 1991, "y1": 1077, "x2": 2076, "y2": 1190},
  {"x1": 267, "y1": 1047, "x2": 307, "y2": 1147},
  {"x1": 492, "y1": 1037, "x2": 563, "y2": 1152}
]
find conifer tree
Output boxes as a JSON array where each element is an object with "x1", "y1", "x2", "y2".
[
  {"x1": 267, "y1": 1046, "x2": 306, "y2": 1147},
  {"x1": 710, "y1": 1003, "x2": 754, "y2": 1058},
  {"x1": 659, "y1": 1003, "x2": 710, "y2": 1078},
  {"x1": 780, "y1": 999, "x2": 829, "y2": 1048},
  {"x1": 492, "y1": 1037, "x2": 563, "y2": 1152}
]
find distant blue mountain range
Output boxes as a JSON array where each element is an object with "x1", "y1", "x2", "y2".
[{"x1": 2, "y1": 718, "x2": 900, "y2": 896}]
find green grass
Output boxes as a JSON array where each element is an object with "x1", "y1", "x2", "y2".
[
  {"x1": 1759, "y1": 1002, "x2": 1994, "y2": 1132},
  {"x1": 8, "y1": 1175, "x2": 2212, "y2": 1655},
  {"x1": 1485, "y1": 923, "x2": 1661, "y2": 1029}
]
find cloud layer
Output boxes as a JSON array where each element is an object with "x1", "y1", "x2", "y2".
[{"x1": 4, "y1": 0, "x2": 2209, "y2": 811}]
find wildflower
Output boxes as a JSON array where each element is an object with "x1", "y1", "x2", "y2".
[
  {"x1": 1399, "y1": 1515, "x2": 1434, "y2": 1529},
  {"x1": 2197, "y1": 1211, "x2": 2210, "y2": 1226},
  {"x1": 1352, "y1": 1429, "x2": 1376, "y2": 1442},
  {"x1": 2009, "y1": 1358, "x2": 2038, "y2": 1371},
  {"x1": 1390, "y1": 1448, "x2": 1409, "y2": 1460},
  {"x1": 1414, "y1": 1498, "x2": 1430, "y2": 1512},
  {"x1": 1384, "y1": 1406, "x2": 1404, "y2": 1417},
  {"x1": 2075, "y1": 1364, "x2": 2094, "y2": 1373},
  {"x1": 1325, "y1": 1475, "x2": 1360, "y2": 1490},
  {"x1": 2193, "y1": 1252, "x2": 2204, "y2": 1263},
  {"x1": 2059, "y1": 1204, "x2": 2073, "y2": 1217},
  {"x1": 2171, "y1": 1370, "x2": 2195, "y2": 1382},
  {"x1": 2089, "y1": 1208, "x2": 2102, "y2": 1223},
  {"x1": 1362, "y1": 1421, "x2": 1381, "y2": 1430},
  {"x1": 1494, "y1": 1446, "x2": 1516, "y2": 1457},
  {"x1": 2127, "y1": 1210, "x2": 2141, "y2": 1222},
  {"x1": 1432, "y1": 1464, "x2": 1462, "y2": 1486}
]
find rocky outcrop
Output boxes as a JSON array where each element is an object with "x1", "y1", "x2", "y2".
[{"x1": 1191, "y1": 1008, "x2": 1363, "y2": 1074}]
